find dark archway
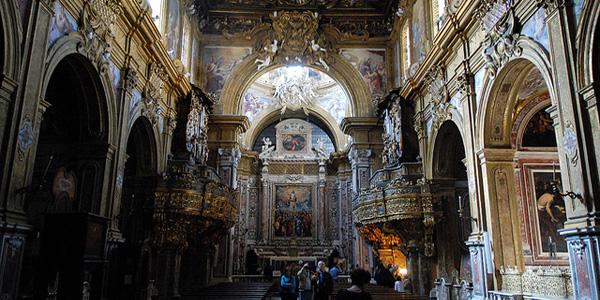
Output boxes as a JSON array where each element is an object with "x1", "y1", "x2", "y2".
[
  {"x1": 22, "y1": 54, "x2": 110, "y2": 299},
  {"x1": 431, "y1": 121, "x2": 470, "y2": 281},
  {"x1": 110, "y1": 117, "x2": 158, "y2": 299}
]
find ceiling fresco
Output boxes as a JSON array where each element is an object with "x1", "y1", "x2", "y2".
[
  {"x1": 190, "y1": 0, "x2": 399, "y2": 38},
  {"x1": 243, "y1": 66, "x2": 350, "y2": 123}
]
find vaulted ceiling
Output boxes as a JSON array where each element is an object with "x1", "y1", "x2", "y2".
[{"x1": 191, "y1": 0, "x2": 399, "y2": 39}]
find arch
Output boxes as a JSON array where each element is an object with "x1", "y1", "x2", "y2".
[
  {"x1": 0, "y1": 0, "x2": 23, "y2": 80},
  {"x1": 430, "y1": 120, "x2": 470, "y2": 280},
  {"x1": 511, "y1": 97, "x2": 553, "y2": 149},
  {"x1": 430, "y1": 120, "x2": 467, "y2": 180},
  {"x1": 126, "y1": 116, "x2": 160, "y2": 175},
  {"x1": 110, "y1": 116, "x2": 160, "y2": 298},
  {"x1": 576, "y1": 0, "x2": 600, "y2": 88},
  {"x1": 244, "y1": 106, "x2": 347, "y2": 151},
  {"x1": 43, "y1": 35, "x2": 118, "y2": 145},
  {"x1": 426, "y1": 117, "x2": 465, "y2": 178},
  {"x1": 220, "y1": 53, "x2": 373, "y2": 117},
  {"x1": 474, "y1": 47, "x2": 570, "y2": 288},
  {"x1": 477, "y1": 38, "x2": 555, "y2": 149}
]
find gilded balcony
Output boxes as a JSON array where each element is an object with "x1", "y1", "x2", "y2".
[{"x1": 353, "y1": 162, "x2": 429, "y2": 226}]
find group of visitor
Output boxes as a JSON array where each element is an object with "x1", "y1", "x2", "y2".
[
  {"x1": 278, "y1": 260, "x2": 374, "y2": 300},
  {"x1": 279, "y1": 260, "x2": 333, "y2": 300}
]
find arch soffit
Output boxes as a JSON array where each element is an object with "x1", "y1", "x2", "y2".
[
  {"x1": 43, "y1": 35, "x2": 118, "y2": 146},
  {"x1": 476, "y1": 37, "x2": 555, "y2": 149},
  {"x1": 511, "y1": 94, "x2": 552, "y2": 149},
  {"x1": 0, "y1": 0, "x2": 23, "y2": 80},
  {"x1": 427, "y1": 119, "x2": 467, "y2": 178},
  {"x1": 128, "y1": 115, "x2": 161, "y2": 174},
  {"x1": 220, "y1": 52, "x2": 373, "y2": 117},
  {"x1": 576, "y1": 0, "x2": 600, "y2": 88},
  {"x1": 244, "y1": 106, "x2": 346, "y2": 151}
]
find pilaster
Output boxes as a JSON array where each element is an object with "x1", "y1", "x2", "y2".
[
  {"x1": 544, "y1": 0, "x2": 599, "y2": 226},
  {"x1": 478, "y1": 148, "x2": 524, "y2": 285},
  {"x1": 341, "y1": 117, "x2": 383, "y2": 272}
]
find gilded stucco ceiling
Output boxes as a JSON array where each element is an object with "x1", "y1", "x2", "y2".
[{"x1": 191, "y1": 0, "x2": 399, "y2": 38}]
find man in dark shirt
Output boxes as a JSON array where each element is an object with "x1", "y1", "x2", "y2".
[{"x1": 314, "y1": 261, "x2": 333, "y2": 300}]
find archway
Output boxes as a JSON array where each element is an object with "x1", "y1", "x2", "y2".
[
  {"x1": 109, "y1": 117, "x2": 158, "y2": 299},
  {"x1": 480, "y1": 59, "x2": 569, "y2": 296},
  {"x1": 24, "y1": 54, "x2": 110, "y2": 299},
  {"x1": 431, "y1": 121, "x2": 469, "y2": 281}
]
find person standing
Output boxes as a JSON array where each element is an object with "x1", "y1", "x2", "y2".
[
  {"x1": 314, "y1": 261, "x2": 333, "y2": 300},
  {"x1": 297, "y1": 261, "x2": 313, "y2": 300},
  {"x1": 280, "y1": 266, "x2": 297, "y2": 300},
  {"x1": 330, "y1": 263, "x2": 342, "y2": 280}
]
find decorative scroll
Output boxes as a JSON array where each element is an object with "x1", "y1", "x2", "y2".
[
  {"x1": 254, "y1": 11, "x2": 334, "y2": 70},
  {"x1": 478, "y1": 0, "x2": 522, "y2": 78},
  {"x1": 76, "y1": 0, "x2": 122, "y2": 74}
]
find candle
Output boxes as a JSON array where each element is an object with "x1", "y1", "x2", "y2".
[
  {"x1": 458, "y1": 195, "x2": 462, "y2": 212},
  {"x1": 552, "y1": 162, "x2": 556, "y2": 182}
]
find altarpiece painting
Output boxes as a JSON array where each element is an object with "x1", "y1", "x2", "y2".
[{"x1": 274, "y1": 185, "x2": 313, "y2": 238}]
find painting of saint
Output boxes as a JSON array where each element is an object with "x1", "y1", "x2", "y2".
[
  {"x1": 340, "y1": 49, "x2": 387, "y2": 96},
  {"x1": 531, "y1": 170, "x2": 566, "y2": 253},
  {"x1": 522, "y1": 108, "x2": 556, "y2": 147},
  {"x1": 274, "y1": 185, "x2": 312, "y2": 238},
  {"x1": 203, "y1": 47, "x2": 252, "y2": 96},
  {"x1": 411, "y1": 0, "x2": 429, "y2": 63},
  {"x1": 282, "y1": 134, "x2": 306, "y2": 152},
  {"x1": 166, "y1": 0, "x2": 181, "y2": 59}
]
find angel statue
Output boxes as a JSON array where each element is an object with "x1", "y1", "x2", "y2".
[
  {"x1": 261, "y1": 137, "x2": 273, "y2": 153},
  {"x1": 259, "y1": 137, "x2": 275, "y2": 161},
  {"x1": 314, "y1": 137, "x2": 328, "y2": 159},
  {"x1": 255, "y1": 40, "x2": 280, "y2": 70},
  {"x1": 310, "y1": 40, "x2": 330, "y2": 71}
]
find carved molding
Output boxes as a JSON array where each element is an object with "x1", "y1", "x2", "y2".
[
  {"x1": 253, "y1": 11, "x2": 335, "y2": 71},
  {"x1": 76, "y1": 0, "x2": 123, "y2": 74},
  {"x1": 478, "y1": 0, "x2": 522, "y2": 78}
]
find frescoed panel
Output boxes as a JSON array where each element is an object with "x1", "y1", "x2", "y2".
[
  {"x1": 522, "y1": 109, "x2": 556, "y2": 148},
  {"x1": 281, "y1": 134, "x2": 307, "y2": 152},
  {"x1": 203, "y1": 46, "x2": 252, "y2": 96},
  {"x1": 340, "y1": 48, "x2": 387, "y2": 96},
  {"x1": 522, "y1": 8, "x2": 549, "y2": 50},
  {"x1": 242, "y1": 87, "x2": 276, "y2": 121},
  {"x1": 529, "y1": 170, "x2": 566, "y2": 254},
  {"x1": 411, "y1": 0, "x2": 429, "y2": 64},
  {"x1": 274, "y1": 185, "x2": 312, "y2": 238},
  {"x1": 48, "y1": 1, "x2": 78, "y2": 48},
  {"x1": 166, "y1": 0, "x2": 181, "y2": 59}
]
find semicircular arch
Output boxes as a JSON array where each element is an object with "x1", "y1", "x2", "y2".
[
  {"x1": 477, "y1": 38, "x2": 554, "y2": 149},
  {"x1": 221, "y1": 53, "x2": 373, "y2": 118},
  {"x1": 0, "y1": 0, "x2": 23, "y2": 80},
  {"x1": 43, "y1": 35, "x2": 118, "y2": 146},
  {"x1": 245, "y1": 106, "x2": 346, "y2": 152}
]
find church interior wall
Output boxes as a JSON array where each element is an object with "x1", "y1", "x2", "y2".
[{"x1": 0, "y1": 0, "x2": 598, "y2": 299}]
